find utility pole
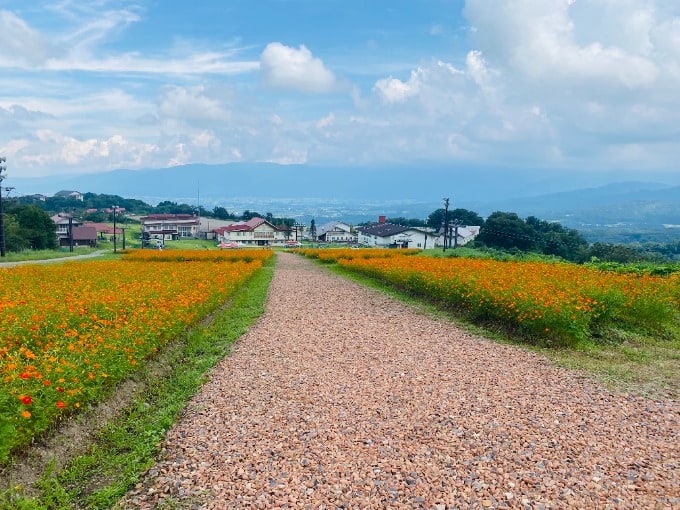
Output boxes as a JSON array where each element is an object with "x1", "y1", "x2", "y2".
[
  {"x1": 442, "y1": 197, "x2": 449, "y2": 252},
  {"x1": 112, "y1": 205, "x2": 118, "y2": 253},
  {"x1": 294, "y1": 222, "x2": 304, "y2": 242},
  {"x1": 68, "y1": 214, "x2": 74, "y2": 252},
  {"x1": 0, "y1": 157, "x2": 7, "y2": 257},
  {"x1": 450, "y1": 219, "x2": 461, "y2": 249}
]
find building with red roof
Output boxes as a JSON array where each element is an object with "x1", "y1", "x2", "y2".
[{"x1": 213, "y1": 217, "x2": 289, "y2": 246}]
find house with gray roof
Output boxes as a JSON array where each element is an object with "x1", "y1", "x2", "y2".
[
  {"x1": 317, "y1": 221, "x2": 356, "y2": 243},
  {"x1": 356, "y1": 218, "x2": 435, "y2": 249}
]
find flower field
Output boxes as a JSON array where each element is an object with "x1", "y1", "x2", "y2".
[
  {"x1": 0, "y1": 250, "x2": 272, "y2": 461},
  {"x1": 303, "y1": 250, "x2": 680, "y2": 346},
  {"x1": 294, "y1": 247, "x2": 420, "y2": 262}
]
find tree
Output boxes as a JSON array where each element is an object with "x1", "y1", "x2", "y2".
[
  {"x1": 475, "y1": 212, "x2": 590, "y2": 261},
  {"x1": 153, "y1": 201, "x2": 195, "y2": 215},
  {"x1": 212, "y1": 206, "x2": 232, "y2": 220},
  {"x1": 81, "y1": 209, "x2": 107, "y2": 222},
  {"x1": 427, "y1": 208, "x2": 484, "y2": 230},
  {"x1": 241, "y1": 210, "x2": 263, "y2": 221},
  {"x1": 427, "y1": 209, "x2": 446, "y2": 230},
  {"x1": 476, "y1": 212, "x2": 537, "y2": 251},
  {"x1": 3, "y1": 214, "x2": 24, "y2": 252},
  {"x1": 449, "y1": 208, "x2": 484, "y2": 227},
  {"x1": 309, "y1": 219, "x2": 317, "y2": 241},
  {"x1": 5, "y1": 204, "x2": 58, "y2": 251},
  {"x1": 587, "y1": 243, "x2": 650, "y2": 263},
  {"x1": 387, "y1": 217, "x2": 427, "y2": 227}
]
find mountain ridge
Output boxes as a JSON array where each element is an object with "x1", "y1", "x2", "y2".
[{"x1": 8, "y1": 163, "x2": 680, "y2": 229}]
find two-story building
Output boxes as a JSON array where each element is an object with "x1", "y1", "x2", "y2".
[
  {"x1": 213, "y1": 217, "x2": 288, "y2": 246},
  {"x1": 139, "y1": 214, "x2": 200, "y2": 241},
  {"x1": 54, "y1": 190, "x2": 84, "y2": 201},
  {"x1": 51, "y1": 213, "x2": 83, "y2": 246},
  {"x1": 316, "y1": 221, "x2": 357, "y2": 244}
]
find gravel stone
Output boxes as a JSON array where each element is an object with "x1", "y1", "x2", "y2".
[{"x1": 118, "y1": 252, "x2": 679, "y2": 509}]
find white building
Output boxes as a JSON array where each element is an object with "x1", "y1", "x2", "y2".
[
  {"x1": 316, "y1": 221, "x2": 357, "y2": 243},
  {"x1": 213, "y1": 217, "x2": 288, "y2": 246},
  {"x1": 434, "y1": 225, "x2": 480, "y2": 247},
  {"x1": 140, "y1": 214, "x2": 200, "y2": 241},
  {"x1": 357, "y1": 220, "x2": 435, "y2": 249},
  {"x1": 54, "y1": 190, "x2": 84, "y2": 201}
]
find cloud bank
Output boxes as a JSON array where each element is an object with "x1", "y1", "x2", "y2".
[{"x1": 0, "y1": 0, "x2": 678, "y2": 178}]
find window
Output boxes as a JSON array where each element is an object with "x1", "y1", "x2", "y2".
[{"x1": 254, "y1": 231, "x2": 274, "y2": 239}]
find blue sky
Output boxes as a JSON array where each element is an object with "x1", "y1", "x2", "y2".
[{"x1": 1, "y1": 0, "x2": 679, "y2": 179}]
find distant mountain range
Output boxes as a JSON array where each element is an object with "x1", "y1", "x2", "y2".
[
  {"x1": 9, "y1": 163, "x2": 680, "y2": 238},
  {"x1": 490, "y1": 181, "x2": 680, "y2": 227}
]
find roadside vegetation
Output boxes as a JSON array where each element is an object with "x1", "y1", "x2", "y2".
[
  {"x1": 0, "y1": 247, "x2": 100, "y2": 263},
  {"x1": 295, "y1": 247, "x2": 680, "y2": 399},
  {"x1": 0, "y1": 250, "x2": 274, "y2": 509}
]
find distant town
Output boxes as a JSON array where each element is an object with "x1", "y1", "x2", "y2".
[{"x1": 3, "y1": 189, "x2": 679, "y2": 263}]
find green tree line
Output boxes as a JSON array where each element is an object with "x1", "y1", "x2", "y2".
[
  {"x1": 387, "y1": 208, "x2": 676, "y2": 263},
  {"x1": 2, "y1": 204, "x2": 58, "y2": 251}
]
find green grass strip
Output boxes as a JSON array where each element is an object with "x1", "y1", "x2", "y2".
[{"x1": 1, "y1": 257, "x2": 274, "y2": 510}]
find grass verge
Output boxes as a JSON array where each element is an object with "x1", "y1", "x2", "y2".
[
  {"x1": 0, "y1": 248, "x2": 101, "y2": 263},
  {"x1": 0, "y1": 256, "x2": 274, "y2": 509},
  {"x1": 326, "y1": 262, "x2": 679, "y2": 400}
]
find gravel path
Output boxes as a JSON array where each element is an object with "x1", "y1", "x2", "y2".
[{"x1": 120, "y1": 252, "x2": 679, "y2": 509}]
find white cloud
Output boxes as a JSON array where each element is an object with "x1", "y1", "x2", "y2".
[
  {"x1": 430, "y1": 24, "x2": 444, "y2": 36},
  {"x1": 46, "y1": 51, "x2": 259, "y2": 75},
  {"x1": 0, "y1": 138, "x2": 30, "y2": 157},
  {"x1": 11, "y1": 130, "x2": 158, "y2": 173},
  {"x1": 358, "y1": 1, "x2": 680, "y2": 171},
  {"x1": 373, "y1": 75, "x2": 420, "y2": 103},
  {"x1": 58, "y1": 6, "x2": 141, "y2": 57},
  {"x1": 0, "y1": 8, "x2": 258, "y2": 75},
  {"x1": 372, "y1": 59, "x2": 482, "y2": 121},
  {"x1": 260, "y1": 42, "x2": 337, "y2": 93},
  {"x1": 158, "y1": 85, "x2": 230, "y2": 124},
  {"x1": 316, "y1": 113, "x2": 335, "y2": 129},
  {"x1": 0, "y1": 10, "x2": 54, "y2": 66},
  {"x1": 3, "y1": 0, "x2": 679, "y2": 177},
  {"x1": 463, "y1": 0, "x2": 667, "y2": 89},
  {"x1": 266, "y1": 145, "x2": 308, "y2": 165},
  {"x1": 191, "y1": 130, "x2": 220, "y2": 149}
]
